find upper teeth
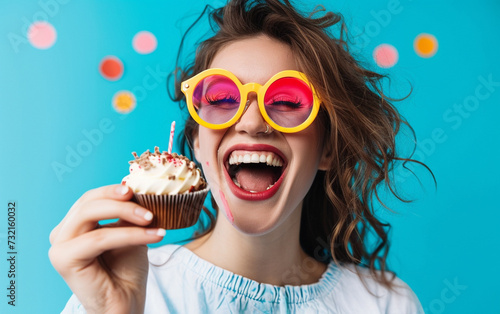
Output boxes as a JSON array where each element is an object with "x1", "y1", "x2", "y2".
[{"x1": 228, "y1": 152, "x2": 283, "y2": 167}]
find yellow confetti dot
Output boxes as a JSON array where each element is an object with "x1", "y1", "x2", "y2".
[
  {"x1": 414, "y1": 33, "x2": 438, "y2": 58},
  {"x1": 112, "y1": 90, "x2": 136, "y2": 114}
]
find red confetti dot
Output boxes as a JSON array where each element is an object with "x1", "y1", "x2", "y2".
[{"x1": 99, "y1": 56, "x2": 124, "y2": 81}]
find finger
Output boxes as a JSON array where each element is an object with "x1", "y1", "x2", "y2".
[
  {"x1": 50, "y1": 185, "x2": 133, "y2": 244},
  {"x1": 99, "y1": 219, "x2": 137, "y2": 228},
  {"x1": 49, "y1": 226, "x2": 166, "y2": 276},
  {"x1": 54, "y1": 198, "x2": 152, "y2": 244},
  {"x1": 82, "y1": 184, "x2": 133, "y2": 202}
]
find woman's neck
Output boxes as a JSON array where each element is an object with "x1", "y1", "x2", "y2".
[{"x1": 184, "y1": 204, "x2": 327, "y2": 286}]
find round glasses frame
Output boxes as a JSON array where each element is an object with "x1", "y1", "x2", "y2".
[{"x1": 181, "y1": 68, "x2": 321, "y2": 133}]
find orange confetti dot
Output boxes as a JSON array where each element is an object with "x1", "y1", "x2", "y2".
[
  {"x1": 113, "y1": 90, "x2": 136, "y2": 114},
  {"x1": 414, "y1": 33, "x2": 438, "y2": 58}
]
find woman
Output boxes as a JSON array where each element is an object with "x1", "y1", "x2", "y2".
[{"x1": 50, "y1": 0, "x2": 426, "y2": 312}]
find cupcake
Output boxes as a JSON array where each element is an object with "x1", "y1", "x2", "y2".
[{"x1": 122, "y1": 146, "x2": 209, "y2": 229}]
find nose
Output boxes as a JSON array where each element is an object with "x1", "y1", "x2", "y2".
[{"x1": 234, "y1": 97, "x2": 271, "y2": 136}]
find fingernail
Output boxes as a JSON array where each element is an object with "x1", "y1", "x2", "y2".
[
  {"x1": 156, "y1": 228, "x2": 166, "y2": 236},
  {"x1": 116, "y1": 185, "x2": 129, "y2": 195},
  {"x1": 134, "y1": 207, "x2": 153, "y2": 221},
  {"x1": 146, "y1": 228, "x2": 166, "y2": 237}
]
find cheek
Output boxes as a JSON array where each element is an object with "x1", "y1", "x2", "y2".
[
  {"x1": 197, "y1": 129, "x2": 224, "y2": 186},
  {"x1": 198, "y1": 142, "x2": 218, "y2": 191},
  {"x1": 285, "y1": 132, "x2": 323, "y2": 208},
  {"x1": 198, "y1": 137, "x2": 215, "y2": 170},
  {"x1": 294, "y1": 125, "x2": 323, "y2": 163},
  {"x1": 196, "y1": 128, "x2": 215, "y2": 160},
  {"x1": 198, "y1": 130, "x2": 219, "y2": 157}
]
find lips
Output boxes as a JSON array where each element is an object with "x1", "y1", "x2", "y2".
[{"x1": 223, "y1": 144, "x2": 287, "y2": 201}]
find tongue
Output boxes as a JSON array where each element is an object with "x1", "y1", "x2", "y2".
[{"x1": 235, "y1": 165, "x2": 276, "y2": 192}]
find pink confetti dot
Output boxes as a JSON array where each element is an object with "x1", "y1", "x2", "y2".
[
  {"x1": 373, "y1": 44, "x2": 399, "y2": 68},
  {"x1": 27, "y1": 21, "x2": 57, "y2": 49},
  {"x1": 132, "y1": 31, "x2": 157, "y2": 54}
]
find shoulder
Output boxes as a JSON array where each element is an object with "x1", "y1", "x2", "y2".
[
  {"x1": 147, "y1": 243, "x2": 183, "y2": 263},
  {"x1": 146, "y1": 244, "x2": 188, "y2": 279},
  {"x1": 330, "y1": 264, "x2": 424, "y2": 314}
]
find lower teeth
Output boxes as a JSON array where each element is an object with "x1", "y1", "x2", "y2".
[
  {"x1": 232, "y1": 178, "x2": 274, "y2": 192},
  {"x1": 232, "y1": 178, "x2": 241, "y2": 188}
]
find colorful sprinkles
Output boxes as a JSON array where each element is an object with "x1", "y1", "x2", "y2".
[{"x1": 129, "y1": 146, "x2": 207, "y2": 188}]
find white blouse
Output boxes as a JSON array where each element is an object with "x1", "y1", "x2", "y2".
[{"x1": 63, "y1": 244, "x2": 424, "y2": 313}]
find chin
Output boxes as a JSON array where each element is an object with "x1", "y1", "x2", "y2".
[
  {"x1": 231, "y1": 219, "x2": 278, "y2": 236},
  {"x1": 227, "y1": 204, "x2": 290, "y2": 236}
]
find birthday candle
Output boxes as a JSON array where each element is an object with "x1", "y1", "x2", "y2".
[{"x1": 168, "y1": 121, "x2": 175, "y2": 154}]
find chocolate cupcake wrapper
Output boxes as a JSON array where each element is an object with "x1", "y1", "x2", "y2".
[{"x1": 133, "y1": 187, "x2": 209, "y2": 230}]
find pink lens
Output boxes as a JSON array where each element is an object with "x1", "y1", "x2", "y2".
[
  {"x1": 264, "y1": 77, "x2": 314, "y2": 128},
  {"x1": 192, "y1": 75, "x2": 241, "y2": 125}
]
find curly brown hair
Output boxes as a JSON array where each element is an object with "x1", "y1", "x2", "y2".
[{"x1": 169, "y1": 0, "x2": 433, "y2": 290}]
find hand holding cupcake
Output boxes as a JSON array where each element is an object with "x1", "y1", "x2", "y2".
[{"x1": 122, "y1": 146, "x2": 209, "y2": 229}]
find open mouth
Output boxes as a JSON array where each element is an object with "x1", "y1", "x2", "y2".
[
  {"x1": 223, "y1": 145, "x2": 287, "y2": 201},
  {"x1": 227, "y1": 151, "x2": 284, "y2": 192}
]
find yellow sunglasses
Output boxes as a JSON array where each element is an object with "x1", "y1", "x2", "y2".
[{"x1": 181, "y1": 68, "x2": 320, "y2": 133}]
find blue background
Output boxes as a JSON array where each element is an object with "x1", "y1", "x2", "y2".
[{"x1": 1, "y1": 0, "x2": 499, "y2": 313}]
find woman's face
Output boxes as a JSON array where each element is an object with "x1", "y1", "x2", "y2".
[{"x1": 193, "y1": 35, "x2": 329, "y2": 235}]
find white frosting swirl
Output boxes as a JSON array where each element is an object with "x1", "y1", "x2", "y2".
[{"x1": 122, "y1": 150, "x2": 206, "y2": 195}]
